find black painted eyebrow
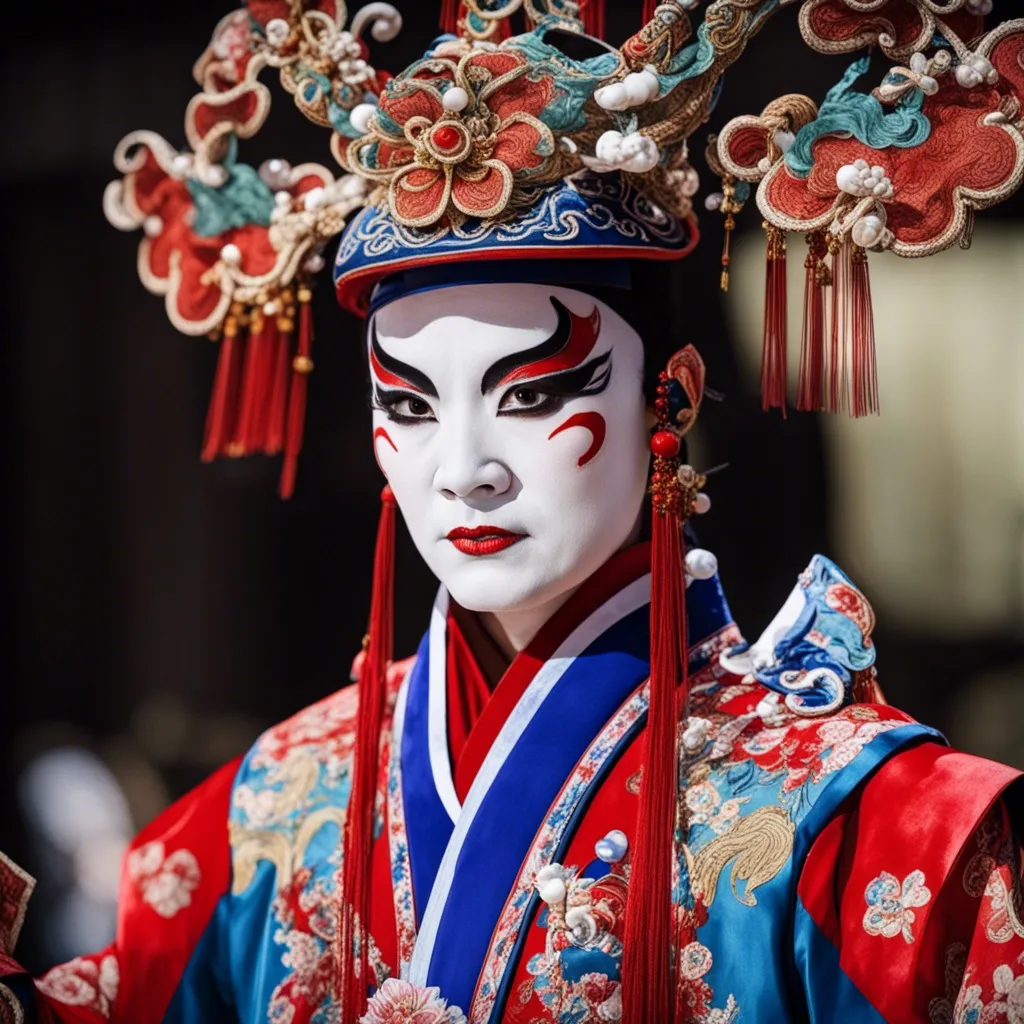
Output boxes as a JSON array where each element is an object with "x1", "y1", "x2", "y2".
[
  {"x1": 480, "y1": 297, "x2": 599, "y2": 395},
  {"x1": 370, "y1": 322, "x2": 439, "y2": 399}
]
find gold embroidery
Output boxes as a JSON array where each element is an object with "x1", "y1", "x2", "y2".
[
  {"x1": 231, "y1": 806, "x2": 347, "y2": 895},
  {"x1": 689, "y1": 805, "x2": 795, "y2": 907}
]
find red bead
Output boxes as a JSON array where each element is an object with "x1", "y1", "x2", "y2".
[
  {"x1": 650, "y1": 430, "x2": 680, "y2": 457},
  {"x1": 381, "y1": 484, "x2": 395, "y2": 504},
  {"x1": 433, "y1": 125, "x2": 461, "y2": 151}
]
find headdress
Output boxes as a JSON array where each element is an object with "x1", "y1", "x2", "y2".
[{"x1": 104, "y1": 1, "x2": 1023, "y2": 1020}]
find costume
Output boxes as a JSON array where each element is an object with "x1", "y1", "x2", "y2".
[{"x1": 3, "y1": 1, "x2": 1024, "y2": 1022}]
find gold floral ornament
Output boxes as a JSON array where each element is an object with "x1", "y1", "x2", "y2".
[{"x1": 342, "y1": 47, "x2": 561, "y2": 228}]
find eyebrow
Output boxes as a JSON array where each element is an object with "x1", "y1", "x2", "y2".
[
  {"x1": 370, "y1": 323, "x2": 439, "y2": 398},
  {"x1": 480, "y1": 297, "x2": 602, "y2": 395}
]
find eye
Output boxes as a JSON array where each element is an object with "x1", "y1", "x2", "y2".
[
  {"x1": 374, "y1": 390, "x2": 437, "y2": 424},
  {"x1": 497, "y1": 386, "x2": 563, "y2": 417}
]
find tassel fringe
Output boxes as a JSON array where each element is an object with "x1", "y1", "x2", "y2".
[
  {"x1": 440, "y1": 0, "x2": 460, "y2": 34},
  {"x1": 796, "y1": 231, "x2": 830, "y2": 412},
  {"x1": 199, "y1": 285, "x2": 315, "y2": 497},
  {"x1": 796, "y1": 235, "x2": 879, "y2": 417},
  {"x1": 339, "y1": 486, "x2": 397, "y2": 1024},
  {"x1": 760, "y1": 223, "x2": 788, "y2": 414}
]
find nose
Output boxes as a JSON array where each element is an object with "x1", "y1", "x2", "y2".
[{"x1": 433, "y1": 447, "x2": 513, "y2": 502}]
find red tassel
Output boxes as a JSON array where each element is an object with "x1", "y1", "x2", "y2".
[
  {"x1": 796, "y1": 231, "x2": 830, "y2": 412},
  {"x1": 494, "y1": 15, "x2": 512, "y2": 42},
  {"x1": 440, "y1": 0, "x2": 460, "y2": 34},
  {"x1": 248, "y1": 316, "x2": 279, "y2": 451},
  {"x1": 264, "y1": 316, "x2": 293, "y2": 456},
  {"x1": 826, "y1": 236, "x2": 849, "y2": 414},
  {"x1": 279, "y1": 288, "x2": 313, "y2": 500},
  {"x1": 622, "y1": 398, "x2": 688, "y2": 1024},
  {"x1": 233, "y1": 311, "x2": 269, "y2": 455},
  {"x1": 760, "y1": 223, "x2": 788, "y2": 414},
  {"x1": 643, "y1": 0, "x2": 659, "y2": 24},
  {"x1": 850, "y1": 245, "x2": 879, "y2": 417},
  {"x1": 582, "y1": 0, "x2": 606, "y2": 38},
  {"x1": 339, "y1": 485, "x2": 397, "y2": 1024},
  {"x1": 201, "y1": 311, "x2": 244, "y2": 461}
]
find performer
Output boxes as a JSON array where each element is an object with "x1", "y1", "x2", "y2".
[{"x1": 3, "y1": 1, "x2": 1023, "y2": 1022}]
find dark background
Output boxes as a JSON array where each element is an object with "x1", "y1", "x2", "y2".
[{"x1": 2, "y1": 0, "x2": 1022, "y2": 972}]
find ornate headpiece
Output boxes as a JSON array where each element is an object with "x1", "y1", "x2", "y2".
[
  {"x1": 104, "y1": 0, "x2": 1023, "y2": 492},
  {"x1": 103, "y1": 2, "x2": 1023, "y2": 1020}
]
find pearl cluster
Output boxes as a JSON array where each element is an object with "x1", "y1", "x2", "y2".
[{"x1": 835, "y1": 159, "x2": 893, "y2": 201}]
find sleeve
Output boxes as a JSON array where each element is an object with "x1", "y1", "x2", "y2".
[
  {"x1": 1, "y1": 756, "x2": 243, "y2": 1024},
  {"x1": 795, "y1": 740, "x2": 1024, "y2": 1023}
]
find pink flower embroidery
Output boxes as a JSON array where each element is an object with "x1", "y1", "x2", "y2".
[
  {"x1": 127, "y1": 840, "x2": 201, "y2": 918},
  {"x1": 37, "y1": 954, "x2": 119, "y2": 1017},
  {"x1": 360, "y1": 978, "x2": 467, "y2": 1024}
]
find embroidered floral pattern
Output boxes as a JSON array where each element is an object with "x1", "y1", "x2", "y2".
[
  {"x1": 941, "y1": 953, "x2": 1024, "y2": 1024},
  {"x1": 685, "y1": 780, "x2": 749, "y2": 835},
  {"x1": 387, "y1": 689, "x2": 417, "y2": 975},
  {"x1": 36, "y1": 955, "x2": 119, "y2": 1018},
  {"x1": 126, "y1": 841, "x2": 201, "y2": 918},
  {"x1": 360, "y1": 978, "x2": 467, "y2": 1024},
  {"x1": 863, "y1": 869, "x2": 932, "y2": 943},
  {"x1": 348, "y1": 48, "x2": 556, "y2": 228}
]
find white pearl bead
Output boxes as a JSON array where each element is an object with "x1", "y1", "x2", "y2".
[
  {"x1": 171, "y1": 154, "x2": 192, "y2": 176},
  {"x1": 219, "y1": 243, "x2": 242, "y2": 266},
  {"x1": 303, "y1": 187, "x2": 327, "y2": 211},
  {"x1": 205, "y1": 165, "x2": 228, "y2": 188},
  {"x1": 623, "y1": 73, "x2": 653, "y2": 106},
  {"x1": 303, "y1": 253, "x2": 326, "y2": 274},
  {"x1": 594, "y1": 83, "x2": 628, "y2": 111},
  {"x1": 773, "y1": 130, "x2": 796, "y2": 153},
  {"x1": 442, "y1": 86, "x2": 470, "y2": 113},
  {"x1": 704, "y1": 192, "x2": 723, "y2": 212},
  {"x1": 693, "y1": 492, "x2": 712, "y2": 515},
  {"x1": 259, "y1": 159, "x2": 293, "y2": 190},
  {"x1": 685, "y1": 548, "x2": 718, "y2": 581},
  {"x1": 266, "y1": 18, "x2": 290, "y2": 47},
  {"x1": 538, "y1": 878, "x2": 566, "y2": 905},
  {"x1": 143, "y1": 215, "x2": 163, "y2": 238},
  {"x1": 594, "y1": 829, "x2": 629, "y2": 863},
  {"x1": 263, "y1": 299, "x2": 280, "y2": 316},
  {"x1": 274, "y1": 190, "x2": 293, "y2": 208},
  {"x1": 349, "y1": 103, "x2": 377, "y2": 135}
]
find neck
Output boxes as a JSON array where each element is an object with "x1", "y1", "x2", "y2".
[{"x1": 477, "y1": 587, "x2": 581, "y2": 660}]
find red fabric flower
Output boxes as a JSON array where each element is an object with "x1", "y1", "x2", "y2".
[
  {"x1": 761, "y1": 23, "x2": 1024, "y2": 255},
  {"x1": 353, "y1": 49, "x2": 556, "y2": 227}
]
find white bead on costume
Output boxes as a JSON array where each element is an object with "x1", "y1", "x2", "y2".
[
  {"x1": 303, "y1": 187, "x2": 328, "y2": 211},
  {"x1": 142, "y1": 215, "x2": 163, "y2": 238},
  {"x1": 219, "y1": 243, "x2": 242, "y2": 266},
  {"x1": 594, "y1": 68, "x2": 659, "y2": 111},
  {"x1": 835, "y1": 159, "x2": 893, "y2": 200},
  {"x1": 681, "y1": 716, "x2": 712, "y2": 756},
  {"x1": 955, "y1": 54, "x2": 998, "y2": 88},
  {"x1": 265, "y1": 18, "x2": 290, "y2": 48},
  {"x1": 851, "y1": 211, "x2": 888, "y2": 249},
  {"x1": 594, "y1": 829, "x2": 629, "y2": 864},
  {"x1": 773, "y1": 129, "x2": 796, "y2": 153},
  {"x1": 685, "y1": 548, "x2": 718, "y2": 582},
  {"x1": 349, "y1": 102, "x2": 378, "y2": 134},
  {"x1": 593, "y1": 130, "x2": 660, "y2": 173},
  {"x1": 693, "y1": 492, "x2": 712, "y2": 515},
  {"x1": 258, "y1": 158, "x2": 293, "y2": 190},
  {"x1": 442, "y1": 86, "x2": 470, "y2": 112},
  {"x1": 704, "y1": 192, "x2": 724, "y2": 211}
]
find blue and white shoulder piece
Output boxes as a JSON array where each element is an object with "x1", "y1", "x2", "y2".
[{"x1": 719, "y1": 555, "x2": 876, "y2": 718}]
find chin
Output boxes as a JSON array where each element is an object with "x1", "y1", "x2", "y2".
[{"x1": 443, "y1": 569, "x2": 555, "y2": 615}]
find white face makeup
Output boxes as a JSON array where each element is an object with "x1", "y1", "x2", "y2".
[{"x1": 370, "y1": 282, "x2": 650, "y2": 624}]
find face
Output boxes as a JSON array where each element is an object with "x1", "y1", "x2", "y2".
[{"x1": 370, "y1": 283, "x2": 650, "y2": 614}]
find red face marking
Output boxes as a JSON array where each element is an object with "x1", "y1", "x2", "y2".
[
  {"x1": 547, "y1": 411, "x2": 607, "y2": 467},
  {"x1": 372, "y1": 426, "x2": 398, "y2": 471},
  {"x1": 495, "y1": 304, "x2": 601, "y2": 389}
]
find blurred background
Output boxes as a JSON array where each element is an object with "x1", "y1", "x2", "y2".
[{"x1": 1, "y1": 0, "x2": 1022, "y2": 974}]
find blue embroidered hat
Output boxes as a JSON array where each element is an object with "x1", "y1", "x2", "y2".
[{"x1": 335, "y1": 172, "x2": 697, "y2": 316}]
